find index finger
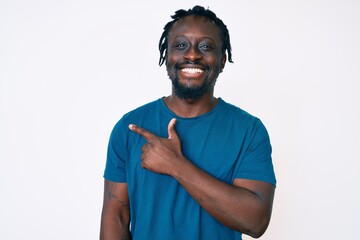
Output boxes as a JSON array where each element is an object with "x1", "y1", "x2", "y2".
[{"x1": 129, "y1": 124, "x2": 156, "y2": 141}]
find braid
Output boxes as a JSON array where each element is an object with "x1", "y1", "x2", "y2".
[{"x1": 158, "y1": 5, "x2": 233, "y2": 66}]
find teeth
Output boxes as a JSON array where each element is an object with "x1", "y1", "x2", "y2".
[{"x1": 181, "y1": 68, "x2": 203, "y2": 74}]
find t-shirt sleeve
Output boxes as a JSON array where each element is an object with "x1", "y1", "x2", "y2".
[
  {"x1": 103, "y1": 119, "x2": 127, "y2": 183},
  {"x1": 234, "y1": 119, "x2": 277, "y2": 186}
]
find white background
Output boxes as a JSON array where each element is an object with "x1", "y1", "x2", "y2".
[{"x1": 1, "y1": 0, "x2": 359, "y2": 239}]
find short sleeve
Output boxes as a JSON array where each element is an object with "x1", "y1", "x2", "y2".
[
  {"x1": 234, "y1": 119, "x2": 277, "y2": 186},
  {"x1": 103, "y1": 119, "x2": 127, "y2": 183}
]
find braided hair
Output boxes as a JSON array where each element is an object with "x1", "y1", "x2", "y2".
[{"x1": 158, "y1": 5, "x2": 233, "y2": 66}]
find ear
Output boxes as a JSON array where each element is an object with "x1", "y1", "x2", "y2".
[
  {"x1": 164, "y1": 50, "x2": 168, "y2": 65},
  {"x1": 220, "y1": 54, "x2": 226, "y2": 72}
]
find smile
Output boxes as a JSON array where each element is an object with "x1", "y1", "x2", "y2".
[{"x1": 181, "y1": 68, "x2": 204, "y2": 74}]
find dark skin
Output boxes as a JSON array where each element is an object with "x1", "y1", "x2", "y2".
[
  {"x1": 100, "y1": 180, "x2": 131, "y2": 240},
  {"x1": 165, "y1": 15, "x2": 225, "y2": 117},
  {"x1": 100, "y1": 16, "x2": 275, "y2": 239}
]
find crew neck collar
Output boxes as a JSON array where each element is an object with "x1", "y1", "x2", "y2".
[{"x1": 159, "y1": 97, "x2": 223, "y2": 120}]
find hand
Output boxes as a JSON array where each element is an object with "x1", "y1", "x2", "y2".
[{"x1": 128, "y1": 118, "x2": 185, "y2": 176}]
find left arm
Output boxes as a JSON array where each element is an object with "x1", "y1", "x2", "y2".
[
  {"x1": 172, "y1": 160, "x2": 274, "y2": 238},
  {"x1": 129, "y1": 118, "x2": 275, "y2": 238}
]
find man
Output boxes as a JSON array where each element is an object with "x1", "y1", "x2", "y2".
[{"x1": 100, "y1": 5, "x2": 276, "y2": 240}]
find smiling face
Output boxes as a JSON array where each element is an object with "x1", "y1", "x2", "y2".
[{"x1": 166, "y1": 15, "x2": 226, "y2": 100}]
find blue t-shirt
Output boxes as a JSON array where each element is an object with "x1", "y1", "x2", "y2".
[{"x1": 104, "y1": 98, "x2": 276, "y2": 240}]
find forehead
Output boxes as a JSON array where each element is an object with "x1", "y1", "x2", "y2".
[{"x1": 168, "y1": 15, "x2": 222, "y2": 42}]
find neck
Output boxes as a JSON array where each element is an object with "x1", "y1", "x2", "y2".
[{"x1": 164, "y1": 92, "x2": 218, "y2": 118}]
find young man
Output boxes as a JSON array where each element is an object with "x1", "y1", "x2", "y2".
[{"x1": 100, "y1": 6, "x2": 276, "y2": 240}]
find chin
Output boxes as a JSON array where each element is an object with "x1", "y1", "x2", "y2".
[{"x1": 172, "y1": 81, "x2": 209, "y2": 100}]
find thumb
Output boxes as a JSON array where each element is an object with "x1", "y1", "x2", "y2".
[{"x1": 167, "y1": 118, "x2": 178, "y2": 139}]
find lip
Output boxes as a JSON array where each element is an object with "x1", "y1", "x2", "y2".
[
  {"x1": 178, "y1": 67, "x2": 205, "y2": 79},
  {"x1": 177, "y1": 64, "x2": 207, "y2": 76},
  {"x1": 181, "y1": 67, "x2": 204, "y2": 74}
]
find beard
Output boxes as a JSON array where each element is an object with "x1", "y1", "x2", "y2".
[
  {"x1": 169, "y1": 62, "x2": 220, "y2": 100},
  {"x1": 171, "y1": 74, "x2": 212, "y2": 100}
]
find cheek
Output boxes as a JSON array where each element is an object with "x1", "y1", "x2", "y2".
[
  {"x1": 166, "y1": 52, "x2": 177, "y2": 64},
  {"x1": 165, "y1": 62, "x2": 176, "y2": 79},
  {"x1": 208, "y1": 58, "x2": 223, "y2": 73}
]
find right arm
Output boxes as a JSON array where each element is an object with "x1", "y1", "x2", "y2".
[{"x1": 100, "y1": 180, "x2": 131, "y2": 240}]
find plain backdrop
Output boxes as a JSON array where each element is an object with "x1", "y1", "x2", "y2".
[{"x1": 1, "y1": 0, "x2": 359, "y2": 239}]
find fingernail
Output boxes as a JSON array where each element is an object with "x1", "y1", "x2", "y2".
[{"x1": 129, "y1": 124, "x2": 134, "y2": 130}]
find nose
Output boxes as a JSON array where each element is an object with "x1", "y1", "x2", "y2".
[{"x1": 183, "y1": 46, "x2": 202, "y2": 63}]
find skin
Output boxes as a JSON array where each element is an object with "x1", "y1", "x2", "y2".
[
  {"x1": 100, "y1": 15, "x2": 275, "y2": 239},
  {"x1": 165, "y1": 15, "x2": 226, "y2": 117},
  {"x1": 100, "y1": 180, "x2": 131, "y2": 240}
]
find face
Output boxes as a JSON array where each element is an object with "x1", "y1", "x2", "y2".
[{"x1": 166, "y1": 15, "x2": 226, "y2": 100}]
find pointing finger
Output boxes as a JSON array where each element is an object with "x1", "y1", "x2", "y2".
[
  {"x1": 129, "y1": 124, "x2": 156, "y2": 141},
  {"x1": 168, "y1": 118, "x2": 177, "y2": 139}
]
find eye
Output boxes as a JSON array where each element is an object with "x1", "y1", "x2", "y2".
[
  {"x1": 174, "y1": 42, "x2": 188, "y2": 49},
  {"x1": 199, "y1": 43, "x2": 213, "y2": 51}
]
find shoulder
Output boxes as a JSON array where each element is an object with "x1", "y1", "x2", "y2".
[
  {"x1": 218, "y1": 98, "x2": 262, "y2": 126},
  {"x1": 217, "y1": 99, "x2": 270, "y2": 141},
  {"x1": 111, "y1": 98, "x2": 164, "y2": 133},
  {"x1": 123, "y1": 98, "x2": 162, "y2": 120},
  {"x1": 116, "y1": 99, "x2": 161, "y2": 124}
]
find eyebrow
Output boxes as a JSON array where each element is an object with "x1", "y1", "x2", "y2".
[{"x1": 173, "y1": 35, "x2": 216, "y2": 42}]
